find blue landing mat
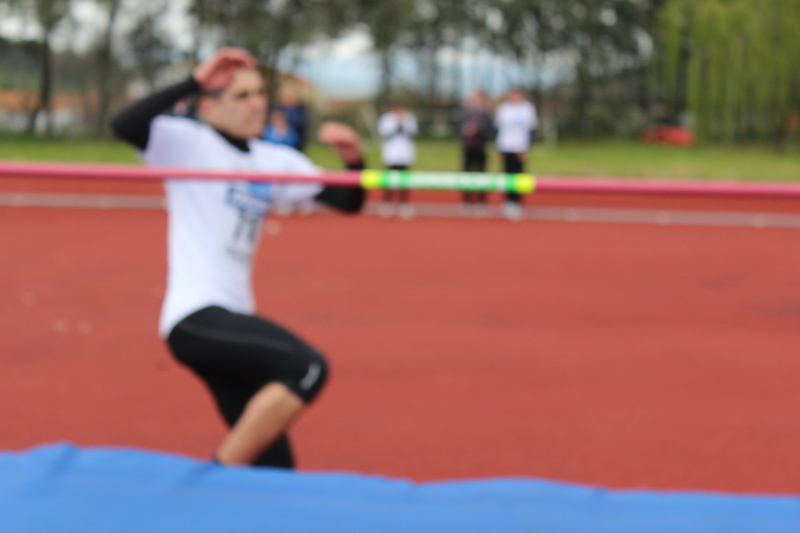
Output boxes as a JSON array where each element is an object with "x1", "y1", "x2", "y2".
[{"x1": 0, "y1": 443, "x2": 797, "y2": 532}]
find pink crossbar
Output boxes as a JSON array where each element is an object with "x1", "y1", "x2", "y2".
[
  {"x1": 1, "y1": 160, "x2": 800, "y2": 198},
  {"x1": 0, "y1": 160, "x2": 360, "y2": 186},
  {"x1": 534, "y1": 177, "x2": 800, "y2": 198}
]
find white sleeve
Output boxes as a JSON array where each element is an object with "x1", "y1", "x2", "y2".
[{"x1": 141, "y1": 116, "x2": 203, "y2": 167}]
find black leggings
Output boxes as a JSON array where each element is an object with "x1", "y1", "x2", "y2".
[
  {"x1": 462, "y1": 148, "x2": 487, "y2": 204},
  {"x1": 167, "y1": 306, "x2": 329, "y2": 468},
  {"x1": 502, "y1": 152, "x2": 524, "y2": 204}
]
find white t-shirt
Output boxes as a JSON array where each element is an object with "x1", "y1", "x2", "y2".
[
  {"x1": 378, "y1": 111, "x2": 418, "y2": 166},
  {"x1": 495, "y1": 100, "x2": 538, "y2": 154},
  {"x1": 142, "y1": 116, "x2": 322, "y2": 337}
]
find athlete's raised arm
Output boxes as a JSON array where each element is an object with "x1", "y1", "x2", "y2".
[
  {"x1": 192, "y1": 48, "x2": 256, "y2": 93},
  {"x1": 111, "y1": 48, "x2": 256, "y2": 150}
]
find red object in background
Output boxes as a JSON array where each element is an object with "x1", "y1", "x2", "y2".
[{"x1": 641, "y1": 126, "x2": 694, "y2": 147}]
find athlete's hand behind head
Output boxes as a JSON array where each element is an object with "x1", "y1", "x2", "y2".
[
  {"x1": 193, "y1": 48, "x2": 257, "y2": 93},
  {"x1": 318, "y1": 121, "x2": 363, "y2": 166}
]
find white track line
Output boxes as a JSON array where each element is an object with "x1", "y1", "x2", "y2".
[
  {"x1": 2, "y1": 192, "x2": 800, "y2": 229},
  {"x1": 0, "y1": 192, "x2": 166, "y2": 210},
  {"x1": 368, "y1": 202, "x2": 800, "y2": 229}
]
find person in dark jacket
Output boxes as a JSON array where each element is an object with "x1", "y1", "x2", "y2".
[{"x1": 459, "y1": 90, "x2": 494, "y2": 214}]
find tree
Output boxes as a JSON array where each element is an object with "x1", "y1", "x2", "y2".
[
  {"x1": 548, "y1": 0, "x2": 651, "y2": 135},
  {"x1": 405, "y1": 0, "x2": 471, "y2": 102},
  {"x1": 127, "y1": 2, "x2": 174, "y2": 91},
  {"x1": 0, "y1": 36, "x2": 41, "y2": 90},
  {"x1": 190, "y1": 0, "x2": 347, "y2": 102},
  {"x1": 661, "y1": 0, "x2": 800, "y2": 147},
  {"x1": 8, "y1": 0, "x2": 71, "y2": 135},
  {"x1": 352, "y1": 0, "x2": 417, "y2": 108},
  {"x1": 92, "y1": 0, "x2": 123, "y2": 137},
  {"x1": 460, "y1": 0, "x2": 560, "y2": 105}
]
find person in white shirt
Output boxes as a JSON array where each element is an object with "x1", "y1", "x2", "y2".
[
  {"x1": 495, "y1": 88, "x2": 538, "y2": 220},
  {"x1": 111, "y1": 48, "x2": 365, "y2": 469},
  {"x1": 378, "y1": 103, "x2": 418, "y2": 219}
]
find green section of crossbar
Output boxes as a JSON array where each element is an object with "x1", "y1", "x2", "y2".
[{"x1": 360, "y1": 170, "x2": 536, "y2": 193}]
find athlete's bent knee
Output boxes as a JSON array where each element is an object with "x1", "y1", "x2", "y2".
[{"x1": 279, "y1": 349, "x2": 328, "y2": 404}]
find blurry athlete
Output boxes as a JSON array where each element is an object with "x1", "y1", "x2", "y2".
[{"x1": 111, "y1": 48, "x2": 364, "y2": 468}]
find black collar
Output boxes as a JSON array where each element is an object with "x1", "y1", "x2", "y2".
[{"x1": 214, "y1": 128, "x2": 250, "y2": 153}]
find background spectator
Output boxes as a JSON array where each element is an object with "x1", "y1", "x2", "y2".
[
  {"x1": 378, "y1": 102, "x2": 418, "y2": 219},
  {"x1": 495, "y1": 88, "x2": 538, "y2": 221},
  {"x1": 279, "y1": 85, "x2": 309, "y2": 152},
  {"x1": 459, "y1": 90, "x2": 494, "y2": 215},
  {"x1": 263, "y1": 109, "x2": 300, "y2": 148}
]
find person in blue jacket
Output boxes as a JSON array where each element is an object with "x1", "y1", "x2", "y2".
[{"x1": 262, "y1": 109, "x2": 300, "y2": 148}]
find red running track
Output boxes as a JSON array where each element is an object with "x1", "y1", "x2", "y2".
[{"x1": 2, "y1": 200, "x2": 800, "y2": 495}]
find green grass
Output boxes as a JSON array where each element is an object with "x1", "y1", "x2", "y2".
[
  {"x1": 0, "y1": 134, "x2": 140, "y2": 164},
  {"x1": 525, "y1": 140, "x2": 800, "y2": 181},
  {"x1": 2, "y1": 134, "x2": 799, "y2": 181},
  {"x1": 304, "y1": 139, "x2": 800, "y2": 182}
]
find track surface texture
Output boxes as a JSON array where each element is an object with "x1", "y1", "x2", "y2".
[{"x1": 2, "y1": 195, "x2": 800, "y2": 495}]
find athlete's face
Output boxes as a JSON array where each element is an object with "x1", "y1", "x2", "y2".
[{"x1": 201, "y1": 69, "x2": 267, "y2": 140}]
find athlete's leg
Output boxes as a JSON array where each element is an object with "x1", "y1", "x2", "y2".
[
  {"x1": 199, "y1": 373, "x2": 296, "y2": 467},
  {"x1": 167, "y1": 306, "x2": 328, "y2": 468},
  {"x1": 215, "y1": 381, "x2": 303, "y2": 465},
  {"x1": 253, "y1": 433, "x2": 294, "y2": 467}
]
